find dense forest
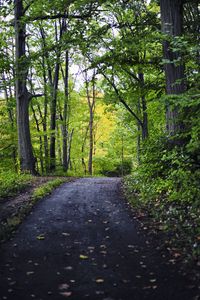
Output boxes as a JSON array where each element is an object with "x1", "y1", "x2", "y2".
[{"x1": 0, "y1": 0, "x2": 199, "y2": 264}]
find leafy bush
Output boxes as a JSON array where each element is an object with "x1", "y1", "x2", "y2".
[
  {"x1": 100, "y1": 160, "x2": 132, "y2": 177},
  {"x1": 123, "y1": 129, "x2": 200, "y2": 262}
]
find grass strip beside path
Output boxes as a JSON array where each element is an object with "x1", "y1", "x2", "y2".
[{"x1": 0, "y1": 177, "x2": 73, "y2": 242}]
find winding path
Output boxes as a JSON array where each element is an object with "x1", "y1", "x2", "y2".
[{"x1": 0, "y1": 178, "x2": 197, "y2": 300}]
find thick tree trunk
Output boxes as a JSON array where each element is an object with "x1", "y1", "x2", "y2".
[
  {"x1": 14, "y1": 0, "x2": 36, "y2": 174},
  {"x1": 160, "y1": 0, "x2": 186, "y2": 135}
]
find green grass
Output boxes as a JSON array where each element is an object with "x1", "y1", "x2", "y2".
[
  {"x1": 0, "y1": 171, "x2": 33, "y2": 200},
  {"x1": 31, "y1": 178, "x2": 67, "y2": 201},
  {"x1": 0, "y1": 177, "x2": 69, "y2": 242}
]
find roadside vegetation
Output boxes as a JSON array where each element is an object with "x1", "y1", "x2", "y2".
[
  {"x1": 123, "y1": 132, "x2": 200, "y2": 268},
  {"x1": 0, "y1": 172, "x2": 33, "y2": 200},
  {"x1": 0, "y1": 177, "x2": 71, "y2": 242}
]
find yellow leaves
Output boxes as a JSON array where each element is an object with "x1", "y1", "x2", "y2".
[
  {"x1": 36, "y1": 234, "x2": 45, "y2": 240},
  {"x1": 79, "y1": 254, "x2": 88, "y2": 260}
]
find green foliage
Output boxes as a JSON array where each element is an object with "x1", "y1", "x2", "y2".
[
  {"x1": 0, "y1": 171, "x2": 32, "y2": 200},
  {"x1": 31, "y1": 178, "x2": 67, "y2": 201},
  {"x1": 124, "y1": 121, "x2": 200, "y2": 261},
  {"x1": 100, "y1": 159, "x2": 132, "y2": 177}
]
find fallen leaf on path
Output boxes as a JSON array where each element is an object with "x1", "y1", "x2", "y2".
[
  {"x1": 62, "y1": 233, "x2": 70, "y2": 237},
  {"x1": 152, "y1": 285, "x2": 158, "y2": 289},
  {"x1": 59, "y1": 283, "x2": 70, "y2": 290},
  {"x1": 96, "y1": 290, "x2": 104, "y2": 295},
  {"x1": 26, "y1": 271, "x2": 34, "y2": 276},
  {"x1": 96, "y1": 278, "x2": 104, "y2": 283},
  {"x1": 79, "y1": 254, "x2": 88, "y2": 259},
  {"x1": 36, "y1": 235, "x2": 45, "y2": 240},
  {"x1": 64, "y1": 266, "x2": 73, "y2": 271},
  {"x1": 59, "y1": 292, "x2": 72, "y2": 297},
  {"x1": 149, "y1": 279, "x2": 157, "y2": 283}
]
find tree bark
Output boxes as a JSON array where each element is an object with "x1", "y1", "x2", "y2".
[
  {"x1": 160, "y1": 0, "x2": 186, "y2": 135},
  {"x1": 85, "y1": 72, "x2": 96, "y2": 176},
  {"x1": 138, "y1": 72, "x2": 148, "y2": 140},
  {"x1": 62, "y1": 50, "x2": 69, "y2": 171},
  {"x1": 14, "y1": 0, "x2": 36, "y2": 174}
]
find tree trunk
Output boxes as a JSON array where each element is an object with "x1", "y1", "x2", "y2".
[
  {"x1": 85, "y1": 72, "x2": 96, "y2": 176},
  {"x1": 81, "y1": 125, "x2": 89, "y2": 175},
  {"x1": 49, "y1": 61, "x2": 59, "y2": 170},
  {"x1": 14, "y1": 0, "x2": 36, "y2": 174},
  {"x1": 31, "y1": 105, "x2": 44, "y2": 173},
  {"x1": 138, "y1": 72, "x2": 148, "y2": 140},
  {"x1": 160, "y1": 0, "x2": 186, "y2": 135},
  {"x1": 41, "y1": 52, "x2": 49, "y2": 172},
  {"x1": 88, "y1": 107, "x2": 93, "y2": 175},
  {"x1": 2, "y1": 73, "x2": 17, "y2": 171},
  {"x1": 62, "y1": 50, "x2": 69, "y2": 171}
]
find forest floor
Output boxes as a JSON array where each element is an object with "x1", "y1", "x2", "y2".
[{"x1": 0, "y1": 177, "x2": 199, "y2": 300}]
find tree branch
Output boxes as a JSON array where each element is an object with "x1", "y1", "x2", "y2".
[{"x1": 101, "y1": 71, "x2": 143, "y2": 127}]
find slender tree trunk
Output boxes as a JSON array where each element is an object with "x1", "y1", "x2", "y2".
[
  {"x1": 136, "y1": 98, "x2": 141, "y2": 164},
  {"x1": 138, "y1": 72, "x2": 148, "y2": 140},
  {"x1": 88, "y1": 107, "x2": 94, "y2": 175},
  {"x1": 56, "y1": 123, "x2": 62, "y2": 166},
  {"x1": 49, "y1": 61, "x2": 59, "y2": 170},
  {"x1": 81, "y1": 125, "x2": 89, "y2": 175},
  {"x1": 85, "y1": 73, "x2": 96, "y2": 176},
  {"x1": 14, "y1": 0, "x2": 36, "y2": 174},
  {"x1": 31, "y1": 105, "x2": 44, "y2": 173},
  {"x1": 62, "y1": 50, "x2": 69, "y2": 171},
  {"x1": 41, "y1": 53, "x2": 49, "y2": 172},
  {"x1": 2, "y1": 73, "x2": 17, "y2": 170},
  {"x1": 160, "y1": 0, "x2": 186, "y2": 135},
  {"x1": 67, "y1": 129, "x2": 74, "y2": 170}
]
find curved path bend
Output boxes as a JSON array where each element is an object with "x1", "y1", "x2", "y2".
[{"x1": 0, "y1": 178, "x2": 197, "y2": 300}]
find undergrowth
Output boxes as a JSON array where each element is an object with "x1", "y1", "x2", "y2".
[
  {"x1": 123, "y1": 133, "x2": 200, "y2": 266},
  {"x1": 0, "y1": 171, "x2": 33, "y2": 200}
]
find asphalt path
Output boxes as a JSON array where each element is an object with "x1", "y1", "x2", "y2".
[{"x1": 0, "y1": 178, "x2": 197, "y2": 300}]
